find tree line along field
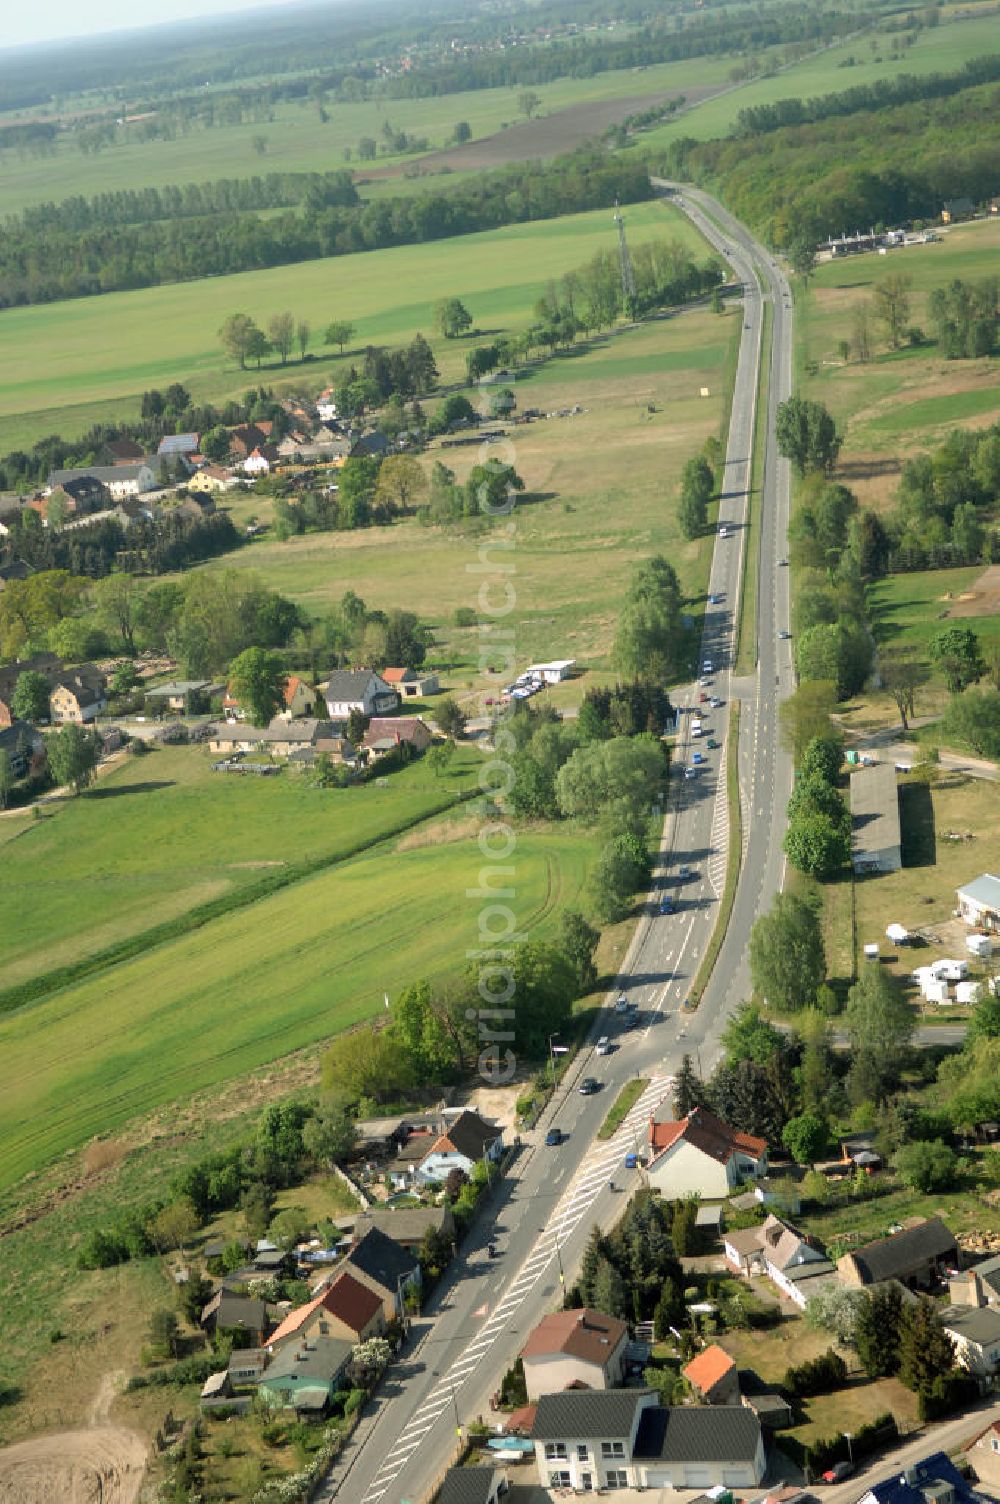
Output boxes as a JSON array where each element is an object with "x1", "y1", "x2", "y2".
[
  {"x1": 0, "y1": 54, "x2": 733, "y2": 221},
  {"x1": 0, "y1": 198, "x2": 707, "y2": 453},
  {"x1": 195, "y1": 302, "x2": 736, "y2": 672},
  {"x1": 0, "y1": 808, "x2": 601, "y2": 1192},
  {"x1": 638, "y1": 9, "x2": 1000, "y2": 153},
  {"x1": 0, "y1": 741, "x2": 482, "y2": 991}
]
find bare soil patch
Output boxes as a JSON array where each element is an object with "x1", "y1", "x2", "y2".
[
  {"x1": 836, "y1": 452, "x2": 902, "y2": 513},
  {"x1": 397, "y1": 815, "x2": 479, "y2": 851},
  {"x1": 946, "y1": 564, "x2": 1000, "y2": 617},
  {"x1": 0, "y1": 1426, "x2": 146, "y2": 1504},
  {"x1": 363, "y1": 84, "x2": 723, "y2": 175}
]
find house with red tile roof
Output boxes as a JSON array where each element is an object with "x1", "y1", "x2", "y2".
[
  {"x1": 646, "y1": 1106, "x2": 767, "y2": 1200},
  {"x1": 268, "y1": 1271, "x2": 385, "y2": 1350},
  {"x1": 520, "y1": 1309, "x2": 628, "y2": 1400},
  {"x1": 381, "y1": 667, "x2": 440, "y2": 699},
  {"x1": 682, "y1": 1343, "x2": 739, "y2": 1404}
]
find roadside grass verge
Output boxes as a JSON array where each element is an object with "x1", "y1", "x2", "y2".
[
  {"x1": 597, "y1": 1078, "x2": 649, "y2": 1140},
  {"x1": 687, "y1": 702, "x2": 741, "y2": 1010},
  {"x1": 736, "y1": 296, "x2": 771, "y2": 675}
]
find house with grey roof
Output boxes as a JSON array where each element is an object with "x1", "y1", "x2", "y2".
[
  {"x1": 48, "y1": 463, "x2": 156, "y2": 500},
  {"x1": 950, "y1": 1253, "x2": 1000, "y2": 1311},
  {"x1": 437, "y1": 1469, "x2": 548, "y2": 1504},
  {"x1": 322, "y1": 670, "x2": 398, "y2": 719},
  {"x1": 958, "y1": 874, "x2": 1000, "y2": 932},
  {"x1": 942, "y1": 1306, "x2": 1000, "y2": 1378},
  {"x1": 352, "y1": 1203, "x2": 456, "y2": 1252},
  {"x1": 157, "y1": 432, "x2": 201, "y2": 457},
  {"x1": 837, "y1": 1217, "x2": 957, "y2": 1289},
  {"x1": 850, "y1": 763, "x2": 901, "y2": 875},
  {"x1": 530, "y1": 1391, "x2": 765, "y2": 1491},
  {"x1": 338, "y1": 1226, "x2": 420, "y2": 1319},
  {"x1": 258, "y1": 1333, "x2": 353, "y2": 1413}
]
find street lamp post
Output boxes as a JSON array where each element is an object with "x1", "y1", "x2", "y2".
[
  {"x1": 844, "y1": 1433, "x2": 853, "y2": 1466},
  {"x1": 548, "y1": 1031, "x2": 560, "y2": 1083}
]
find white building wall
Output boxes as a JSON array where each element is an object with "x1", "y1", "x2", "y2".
[{"x1": 647, "y1": 1138, "x2": 731, "y2": 1199}]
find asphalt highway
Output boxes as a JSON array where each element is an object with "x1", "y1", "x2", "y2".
[{"x1": 323, "y1": 186, "x2": 795, "y2": 1504}]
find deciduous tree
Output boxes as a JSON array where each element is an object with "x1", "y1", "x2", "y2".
[
  {"x1": 227, "y1": 646, "x2": 286, "y2": 727},
  {"x1": 749, "y1": 892, "x2": 826, "y2": 1013}
]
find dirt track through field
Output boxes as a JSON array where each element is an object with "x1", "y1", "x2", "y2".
[{"x1": 0, "y1": 1426, "x2": 147, "y2": 1504}]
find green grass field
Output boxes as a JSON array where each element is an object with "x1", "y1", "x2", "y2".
[
  {"x1": 799, "y1": 217, "x2": 1000, "y2": 477},
  {"x1": 0, "y1": 810, "x2": 599, "y2": 1191},
  {"x1": 868, "y1": 567, "x2": 1000, "y2": 653},
  {"x1": 641, "y1": 11, "x2": 1000, "y2": 151},
  {"x1": 0, "y1": 198, "x2": 710, "y2": 452},
  {"x1": 194, "y1": 302, "x2": 738, "y2": 669},
  {"x1": 0, "y1": 741, "x2": 481, "y2": 990},
  {"x1": 0, "y1": 55, "x2": 734, "y2": 221}
]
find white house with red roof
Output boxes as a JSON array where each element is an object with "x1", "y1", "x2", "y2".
[{"x1": 646, "y1": 1106, "x2": 768, "y2": 1200}]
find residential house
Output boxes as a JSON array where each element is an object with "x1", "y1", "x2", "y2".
[
  {"x1": 323, "y1": 669, "x2": 399, "y2": 719},
  {"x1": 967, "y1": 1420, "x2": 1000, "y2": 1493},
  {"x1": 837, "y1": 1216, "x2": 957, "y2": 1289},
  {"x1": 224, "y1": 676, "x2": 315, "y2": 721},
  {"x1": 850, "y1": 763, "x2": 902, "y2": 874},
  {"x1": 530, "y1": 1390, "x2": 765, "y2": 1492},
  {"x1": 382, "y1": 667, "x2": 440, "y2": 699},
  {"x1": 187, "y1": 465, "x2": 235, "y2": 495},
  {"x1": 227, "y1": 1348, "x2": 268, "y2": 1385},
  {"x1": 942, "y1": 198, "x2": 976, "y2": 224},
  {"x1": 200, "y1": 1291, "x2": 274, "y2": 1345},
  {"x1": 243, "y1": 445, "x2": 277, "y2": 477},
  {"x1": 349, "y1": 432, "x2": 389, "y2": 460},
  {"x1": 267, "y1": 1271, "x2": 385, "y2": 1349},
  {"x1": 724, "y1": 1214, "x2": 836, "y2": 1308},
  {"x1": 157, "y1": 433, "x2": 201, "y2": 459},
  {"x1": 258, "y1": 1334, "x2": 354, "y2": 1415},
  {"x1": 316, "y1": 391, "x2": 338, "y2": 423},
  {"x1": 950, "y1": 1253, "x2": 1000, "y2": 1310},
  {"x1": 335, "y1": 1226, "x2": 421, "y2": 1320},
  {"x1": 208, "y1": 718, "x2": 352, "y2": 760},
  {"x1": 363, "y1": 715, "x2": 433, "y2": 757},
  {"x1": 100, "y1": 437, "x2": 147, "y2": 464},
  {"x1": 230, "y1": 424, "x2": 271, "y2": 459},
  {"x1": 386, "y1": 1130, "x2": 436, "y2": 1191},
  {"x1": 352, "y1": 1204, "x2": 456, "y2": 1252},
  {"x1": 277, "y1": 675, "x2": 317, "y2": 719},
  {"x1": 416, "y1": 1109, "x2": 504, "y2": 1185},
  {"x1": 145, "y1": 679, "x2": 217, "y2": 713},
  {"x1": 520, "y1": 1308, "x2": 629, "y2": 1400},
  {"x1": 437, "y1": 1466, "x2": 507, "y2": 1504},
  {"x1": 682, "y1": 1343, "x2": 740, "y2": 1405},
  {"x1": 858, "y1": 1453, "x2": 989, "y2": 1504},
  {"x1": 43, "y1": 474, "x2": 109, "y2": 515},
  {"x1": 0, "y1": 655, "x2": 61, "y2": 726},
  {"x1": 942, "y1": 1306, "x2": 1000, "y2": 1378},
  {"x1": 957, "y1": 874, "x2": 1000, "y2": 932},
  {"x1": 646, "y1": 1106, "x2": 768, "y2": 1200},
  {"x1": 437, "y1": 1470, "x2": 549, "y2": 1504},
  {"x1": 48, "y1": 463, "x2": 156, "y2": 500},
  {"x1": 0, "y1": 719, "x2": 44, "y2": 777},
  {"x1": 49, "y1": 667, "x2": 108, "y2": 724}
]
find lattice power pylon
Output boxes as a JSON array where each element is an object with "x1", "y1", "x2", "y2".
[{"x1": 614, "y1": 200, "x2": 637, "y2": 317}]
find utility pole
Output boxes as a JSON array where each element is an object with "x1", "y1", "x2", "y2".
[{"x1": 614, "y1": 201, "x2": 637, "y2": 320}]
